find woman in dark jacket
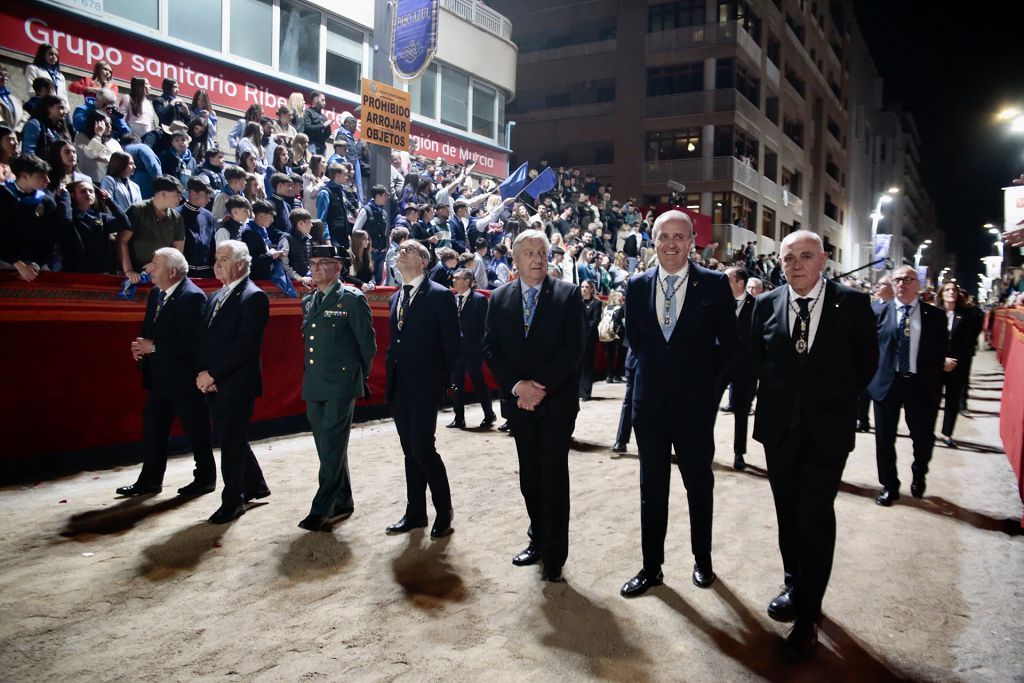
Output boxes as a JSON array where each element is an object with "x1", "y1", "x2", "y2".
[
  {"x1": 346, "y1": 228, "x2": 375, "y2": 289},
  {"x1": 579, "y1": 279, "x2": 603, "y2": 401},
  {"x1": 938, "y1": 281, "x2": 974, "y2": 448}
]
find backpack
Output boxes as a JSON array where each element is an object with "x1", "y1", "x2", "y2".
[{"x1": 598, "y1": 306, "x2": 618, "y2": 342}]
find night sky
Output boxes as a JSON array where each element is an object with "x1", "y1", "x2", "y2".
[{"x1": 854, "y1": 1, "x2": 1022, "y2": 292}]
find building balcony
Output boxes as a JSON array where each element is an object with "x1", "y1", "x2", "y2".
[
  {"x1": 642, "y1": 156, "x2": 759, "y2": 192},
  {"x1": 646, "y1": 20, "x2": 761, "y2": 67},
  {"x1": 441, "y1": 0, "x2": 512, "y2": 40},
  {"x1": 781, "y1": 189, "x2": 803, "y2": 216},
  {"x1": 712, "y1": 224, "x2": 779, "y2": 260},
  {"x1": 761, "y1": 177, "x2": 781, "y2": 204},
  {"x1": 644, "y1": 88, "x2": 760, "y2": 121},
  {"x1": 764, "y1": 60, "x2": 780, "y2": 90},
  {"x1": 517, "y1": 39, "x2": 616, "y2": 65}
]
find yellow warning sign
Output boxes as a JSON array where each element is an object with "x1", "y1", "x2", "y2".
[{"x1": 360, "y1": 78, "x2": 411, "y2": 151}]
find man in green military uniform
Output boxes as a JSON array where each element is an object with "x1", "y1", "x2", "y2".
[{"x1": 298, "y1": 245, "x2": 377, "y2": 532}]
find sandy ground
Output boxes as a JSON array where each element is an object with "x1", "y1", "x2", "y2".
[{"x1": 1, "y1": 350, "x2": 1021, "y2": 682}]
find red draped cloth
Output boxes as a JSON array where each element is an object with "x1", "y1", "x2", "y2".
[{"x1": 991, "y1": 307, "x2": 1024, "y2": 526}]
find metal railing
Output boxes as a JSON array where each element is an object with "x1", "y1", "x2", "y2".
[
  {"x1": 441, "y1": 0, "x2": 513, "y2": 41},
  {"x1": 712, "y1": 224, "x2": 778, "y2": 260}
]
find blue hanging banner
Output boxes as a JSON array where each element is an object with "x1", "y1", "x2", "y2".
[{"x1": 391, "y1": 0, "x2": 439, "y2": 80}]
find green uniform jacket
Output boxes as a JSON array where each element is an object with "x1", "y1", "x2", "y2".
[{"x1": 301, "y1": 280, "x2": 377, "y2": 402}]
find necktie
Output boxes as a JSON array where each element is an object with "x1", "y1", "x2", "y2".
[
  {"x1": 792, "y1": 297, "x2": 810, "y2": 354},
  {"x1": 208, "y1": 288, "x2": 228, "y2": 327},
  {"x1": 458, "y1": 295, "x2": 466, "y2": 315},
  {"x1": 398, "y1": 285, "x2": 413, "y2": 331},
  {"x1": 661, "y1": 275, "x2": 679, "y2": 341},
  {"x1": 312, "y1": 290, "x2": 323, "y2": 311},
  {"x1": 154, "y1": 291, "x2": 167, "y2": 320},
  {"x1": 523, "y1": 287, "x2": 538, "y2": 336},
  {"x1": 897, "y1": 304, "x2": 911, "y2": 373}
]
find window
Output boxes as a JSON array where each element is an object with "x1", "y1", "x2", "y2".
[
  {"x1": 718, "y1": 0, "x2": 761, "y2": 44},
  {"x1": 783, "y1": 117, "x2": 804, "y2": 148},
  {"x1": 518, "y1": 17, "x2": 617, "y2": 51},
  {"x1": 169, "y1": 0, "x2": 222, "y2": 50},
  {"x1": 472, "y1": 84, "x2": 496, "y2": 138},
  {"x1": 646, "y1": 63, "x2": 704, "y2": 97},
  {"x1": 824, "y1": 194, "x2": 839, "y2": 221},
  {"x1": 716, "y1": 57, "x2": 735, "y2": 89},
  {"x1": 736, "y1": 62, "x2": 760, "y2": 105},
  {"x1": 827, "y1": 116, "x2": 841, "y2": 141},
  {"x1": 497, "y1": 92, "x2": 506, "y2": 145},
  {"x1": 716, "y1": 125, "x2": 758, "y2": 166},
  {"x1": 781, "y1": 168, "x2": 802, "y2": 196},
  {"x1": 784, "y1": 66, "x2": 806, "y2": 97},
  {"x1": 646, "y1": 129, "x2": 702, "y2": 161},
  {"x1": 441, "y1": 66, "x2": 470, "y2": 130},
  {"x1": 761, "y1": 206, "x2": 775, "y2": 237},
  {"x1": 230, "y1": 0, "x2": 272, "y2": 65},
  {"x1": 326, "y1": 19, "x2": 363, "y2": 93},
  {"x1": 509, "y1": 80, "x2": 615, "y2": 113},
  {"x1": 593, "y1": 141, "x2": 615, "y2": 165},
  {"x1": 712, "y1": 192, "x2": 732, "y2": 224},
  {"x1": 732, "y1": 193, "x2": 757, "y2": 228},
  {"x1": 648, "y1": 0, "x2": 705, "y2": 32},
  {"x1": 767, "y1": 35, "x2": 781, "y2": 67},
  {"x1": 105, "y1": 0, "x2": 158, "y2": 28},
  {"x1": 765, "y1": 95, "x2": 779, "y2": 124},
  {"x1": 763, "y1": 148, "x2": 778, "y2": 182},
  {"x1": 410, "y1": 63, "x2": 437, "y2": 119},
  {"x1": 280, "y1": 0, "x2": 320, "y2": 82}
]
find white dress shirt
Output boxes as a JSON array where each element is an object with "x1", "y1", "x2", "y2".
[
  {"x1": 892, "y1": 298, "x2": 921, "y2": 374},
  {"x1": 655, "y1": 262, "x2": 689, "y2": 326},
  {"x1": 401, "y1": 274, "x2": 425, "y2": 310},
  {"x1": 734, "y1": 293, "x2": 747, "y2": 317},
  {"x1": 786, "y1": 276, "x2": 826, "y2": 351}
]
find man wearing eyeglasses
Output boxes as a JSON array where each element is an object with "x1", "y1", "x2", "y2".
[
  {"x1": 857, "y1": 275, "x2": 895, "y2": 432},
  {"x1": 297, "y1": 245, "x2": 376, "y2": 532},
  {"x1": 866, "y1": 265, "x2": 946, "y2": 508}
]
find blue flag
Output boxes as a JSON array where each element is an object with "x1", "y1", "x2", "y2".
[
  {"x1": 271, "y1": 260, "x2": 298, "y2": 298},
  {"x1": 523, "y1": 167, "x2": 557, "y2": 200},
  {"x1": 499, "y1": 162, "x2": 529, "y2": 200},
  {"x1": 391, "y1": 0, "x2": 439, "y2": 79}
]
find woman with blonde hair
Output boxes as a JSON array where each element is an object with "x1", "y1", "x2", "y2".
[
  {"x1": 69, "y1": 60, "x2": 117, "y2": 98},
  {"x1": 301, "y1": 154, "x2": 327, "y2": 214},
  {"x1": 288, "y1": 92, "x2": 306, "y2": 134},
  {"x1": 291, "y1": 132, "x2": 311, "y2": 171}
]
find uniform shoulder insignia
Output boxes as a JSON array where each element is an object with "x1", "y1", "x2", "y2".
[{"x1": 341, "y1": 283, "x2": 362, "y2": 295}]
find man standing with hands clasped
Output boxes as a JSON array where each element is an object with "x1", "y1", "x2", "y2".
[
  {"x1": 384, "y1": 240, "x2": 461, "y2": 539},
  {"x1": 619, "y1": 210, "x2": 737, "y2": 598},
  {"x1": 485, "y1": 229, "x2": 584, "y2": 583},
  {"x1": 297, "y1": 245, "x2": 377, "y2": 532},
  {"x1": 750, "y1": 230, "x2": 878, "y2": 657}
]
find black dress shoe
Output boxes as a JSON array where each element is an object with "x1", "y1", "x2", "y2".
[
  {"x1": 446, "y1": 419, "x2": 466, "y2": 429},
  {"x1": 430, "y1": 509, "x2": 454, "y2": 538},
  {"x1": 911, "y1": 478, "x2": 926, "y2": 499},
  {"x1": 209, "y1": 503, "x2": 245, "y2": 524},
  {"x1": 720, "y1": 405, "x2": 734, "y2": 413},
  {"x1": 115, "y1": 483, "x2": 161, "y2": 496},
  {"x1": 512, "y1": 545, "x2": 540, "y2": 566},
  {"x1": 767, "y1": 586, "x2": 798, "y2": 622},
  {"x1": 177, "y1": 480, "x2": 215, "y2": 496},
  {"x1": 620, "y1": 568, "x2": 664, "y2": 598},
  {"x1": 875, "y1": 488, "x2": 900, "y2": 506},
  {"x1": 733, "y1": 453, "x2": 746, "y2": 471},
  {"x1": 692, "y1": 564, "x2": 716, "y2": 588},
  {"x1": 480, "y1": 415, "x2": 497, "y2": 428},
  {"x1": 942, "y1": 436, "x2": 958, "y2": 449},
  {"x1": 245, "y1": 487, "x2": 271, "y2": 502},
  {"x1": 612, "y1": 441, "x2": 627, "y2": 453},
  {"x1": 386, "y1": 515, "x2": 428, "y2": 534},
  {"x1": 297, "y1": 514, "x2": 329, "y2": 532},
  {"x1": 498, "y1": 421, "x2": 511, "y2": 433},
  {"x1": 856, "y1": 422, "x2": 871, "y2": 433},
  {"x1": 541, "y1": 564, "x2": 563, "y2": 582},
  {"x1": 782, "y1": 619, "x2": 819, "y2": 659}
]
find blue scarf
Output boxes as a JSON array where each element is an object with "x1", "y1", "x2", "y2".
[{"x1": 5, "y1": 180, "x2": 45, "y2": 206}]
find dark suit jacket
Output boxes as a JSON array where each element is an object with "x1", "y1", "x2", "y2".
[
  {"x1": 385, "y1": 277, "x2": 461, "y2": 402},
  {"x1": 751, "y1": 279, "x2": 878, "y2": 452},
  {"x1": 428, "y1": 261, "x2": 454, "y2": 287},
  {"x1": 624, "y1": 262, "x2": 737, "y2": 427},
  {"x1": 140, "y1": 277, "x2": 207, "y2": 395},
  {"x1": 457, "y1": 290, "x2": 488, "y2": 362},
  {"x1": 582, "y1": 298, "x2": 602, "y2": 345},
  {"x1": 867, "y1": 299, "x2": 946, "y2": 404},
  {"x1": 943, "y1": 305, "x2": 975, "y2": 381},
  {"x1": 731, "y1": 293, "x2": 756, "y2": 390},
  {"x1": 484, "y1": 277, "x2": 584, "y2": 421},
  {"x1": 197, "y1": 277, "x2": 270, "y2": 400},
  {"x1": 447, "y1": 215, "x2": 468, "y2": 253}
]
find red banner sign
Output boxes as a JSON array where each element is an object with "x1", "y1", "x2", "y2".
[{"x1": 0, "y1": 2, "x2": 508, "y2": 176}]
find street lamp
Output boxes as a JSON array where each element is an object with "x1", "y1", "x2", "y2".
[
  {"x1": 504, "y1": 120, "x2": 516, "y2": 176},
  {"x1": 870, "y1": 188, "x2": 900, "y2": 247},
  {"x1": 913, "y1": 240, "x2": 930, "y2": 269}
]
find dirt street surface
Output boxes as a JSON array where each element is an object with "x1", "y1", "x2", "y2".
[{"x1": 1, "y1": 350, "x2": 1021, "y2": 682}]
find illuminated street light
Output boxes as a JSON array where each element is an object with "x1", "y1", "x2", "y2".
[{"x1": 996, "y1": 107, "x2": 1021, "y2": 122}]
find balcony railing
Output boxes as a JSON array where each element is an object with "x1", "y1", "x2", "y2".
[
  {"x1": 712, "y1": 224, "x2": 779, "y2": 260},
  {"x1": 441, "y1": 0, "x2": 513, "y2": 41},
  {"x1": 646, "y1": 20, "x2": 757, "y2": 57}
]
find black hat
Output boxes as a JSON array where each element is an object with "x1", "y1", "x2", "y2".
[{"x1": 310, "y1": 245, "x2": 348, "y2": 260}]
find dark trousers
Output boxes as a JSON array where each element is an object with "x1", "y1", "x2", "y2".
[
  {"x1": 857, "y1": 391, "x2": 871, "y2": 428},
  {"x1": 715, "y1": 374, "x2": 755, "y2": 456},
  {"x1": 874, "y1": 375, "x2": 938, "y2": 491},
  {"x1": 208, "y1": 393, "x2": 268, "y2": 508},
  {"x1": 579, "y1": 338, "x2": 597, "y2": 398},
  {"x1": 765, "y1": 429, "x2": 848, "y2": 622},
  {"x1": 960, "y1": 354, "x2": 975, "y2": 410},
  {"x1": 635, "y1": 419, "x2": 715, "y2": 572},
  {"x1": 615, "y1": 357, "x2": 636, "y2": 445},
  {"x1": 391, "y1": 392, "x2": 451, "y2": 518},
  {"x1": 139, "y1": 389, "x2": 216, "y2": 487},
  {"x1": 509, "y1": 414, "x2": 575, "y2": 569},
  {"x1": 941, "y1": 372, "x2": 966, "y2": 438},
  {"x1": 452, "y1": 356, "x2": 495, "y2": 423},
  {"x1": 307, "y1": 397, "x2": 356, "y2": 517},
  {"x1": 603, "y1": 340, "x2": 623, "y2": 379}
]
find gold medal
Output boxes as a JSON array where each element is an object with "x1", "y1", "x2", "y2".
[{"x1": 795, "y1": 338, "x2": 808, "y2": 353}]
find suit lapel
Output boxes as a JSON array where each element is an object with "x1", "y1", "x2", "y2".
[
  {"x1": 808, "y1": 280, "x2": 838, "y2": 358},
  {"x1": 525, "y1": 277, "x2": 552, "y2": 340},
  {"x1": 671, "y1": 262, "x2": 700, "y2": 343},
  {"x1": 208, "y1": 279, "x2": 246, "y2": 329}
]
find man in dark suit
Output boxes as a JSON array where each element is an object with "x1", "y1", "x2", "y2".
[
  {"x1": 116, "y1": 247, "x2": 216, "y2": 497},
  {"x1": 485, "y1": 229, "x2": 584, "y2": 583},
  {"x1": 448, "y1": 200, "x2": 470, "y2": 254},
  {"x1": 385, "y1": 239, "x2": 462, "y2": 538},
  {"x1": 867, "y1": 265, "x2": 946, "y2": 506},
  {"x1": 196, "y1": 240, "x2": 271, "y2": 524},
  {"x1": 619, "y1": 211, "x2": 737, "y2": 599},
  {"x1": 858, "y1": 276, "x2": 894, "y2": 432},
  {"x1": 297, "y1": 245, "x2": 377, "y2": 532},
  {"x1": 750, "y1": 230, "x2": 878, "y2": 657},
  {"x1": 447, "y1": 268, "x2": 496, "y2": 429},
  {"x1": 717, "y1": 266, "x2": 757, "y2": 470}
]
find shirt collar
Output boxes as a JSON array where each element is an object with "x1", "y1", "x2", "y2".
[
  {"x1": 657, "y1": 261, "x2": 689, "y2": 282},
  {"x1": 787, "y1": 276, "x2": 825, "y2": 303},
  {"x1": 405, "y1": 274, "x2": 425, "y2": 290},
  {"x1": 161, "y1": 278, "x2": 183, "y2": 298},
  {"x1": 223, "y1": 276, "x2": 246, "y2": 296}
]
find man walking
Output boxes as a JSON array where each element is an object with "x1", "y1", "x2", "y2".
[{"x1": 447, "y1": 268, "x2": 497, "y2": 430}]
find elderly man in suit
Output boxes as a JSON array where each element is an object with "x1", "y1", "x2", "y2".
[
  {"x1": 750, "y1": 230, "x2": 878, "y2": 657},
  {"x1": 117, "y1": 247, "x2": 215, "y2": 497},
  {"x1": 718, "y1": 266, "x2": 757, "y2": 471},
  {"x1": 448, "y1": 268, "x2": 497, "y2": 429},
  {"x1": 385, "y1": 239, "x2": 462, "y2": 538},
  {"x1": 485, "y1": 229, "x2": 584, "y2": 583},
  {"x1": 196, "y1": 240, "x2": 271, "y2": 524},
  {"x1": 620, "y1": 210, "x2": 737, "y2": 598},
  {"x1": 297, "y1": 245, "x2": 377, "y2": 532},
  {"x1": 867, "y1": 265, "x2": 946, "y2": 506}
]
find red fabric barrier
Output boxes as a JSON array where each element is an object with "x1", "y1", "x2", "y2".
[
  {"x1": 992, "y1": 307, "x2": 1024, "y2": 526},
  {"x1": 0, "y1": 272, "x2": 490, "y2": 461}
]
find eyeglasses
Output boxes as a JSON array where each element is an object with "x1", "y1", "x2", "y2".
[
  {"x1": 309, "y1": 261, "x2": 338, "y2": 270},
  {"x1": 892, "y1": 276, "x2": 918, "y2": 284},
  {"x1": 397, "y1": 246, "x2": 421, "y2": 255}
]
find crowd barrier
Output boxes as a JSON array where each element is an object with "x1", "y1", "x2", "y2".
[
  {"x1": 989, "y1": 306, "x2": 1024, "y2": 526},
  {"x1": 0, "y1": 272, "x2": 502, "y2": 468}
]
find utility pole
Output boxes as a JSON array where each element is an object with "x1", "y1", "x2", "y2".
[{"x1": 369, "y1": 0, "x2": 394, "y2": 197}]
